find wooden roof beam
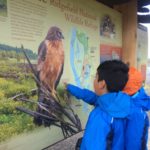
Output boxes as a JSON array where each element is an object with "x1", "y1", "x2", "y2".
[
  {"x1": 138, "y1": 7, "x2": 149, "y2": 13},
  {"x1": 138, "y1": 14, "x2": 150, "y2": 23}
]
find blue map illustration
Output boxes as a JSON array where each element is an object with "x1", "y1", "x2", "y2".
[{"x1": 70, "y1": 28, "x2": 92, "y2": 113}]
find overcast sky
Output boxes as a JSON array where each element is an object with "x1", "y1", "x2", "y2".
[
  {"x1": 145, "y1": 6, "x2": 150, "y2": 58},
  {"x1": 148, "y1": 26, "x2": 150, "y2": 58},
  {"x1": 143, "y1": 24, "x2": 150, "y2": 58},
  {"x1": 138, "y1": 5, "x2": 150, "y2": 58}
]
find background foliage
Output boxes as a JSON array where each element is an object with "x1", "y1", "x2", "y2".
[{"x1": 0, "y1": 45, "x2": 37, "y2": 142}]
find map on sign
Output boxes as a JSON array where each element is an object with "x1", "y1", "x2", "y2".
[
  {"x1": 70, "y1": 28, "x2": 92, "y2": 112},
  {"x1": 70, "y1": 28, "x2": 91, "y2": 88}
]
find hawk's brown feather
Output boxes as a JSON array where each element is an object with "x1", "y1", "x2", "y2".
[{"x1": 39, "y1": 40, "x2": 64, "y2": 92}]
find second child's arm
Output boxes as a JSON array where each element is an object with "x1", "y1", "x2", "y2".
[{"x1": 67, "y1": 84, "x2": 98, "y2": 105}]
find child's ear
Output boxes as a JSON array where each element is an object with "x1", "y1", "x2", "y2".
[{"x1": 98, "y1": 80, "x2": 106, "y2": 89}]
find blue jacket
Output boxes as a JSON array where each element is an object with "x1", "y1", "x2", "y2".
[
  {"x1": 125, "y1": 87, "x2": 150, "y2": 150},
  {"x1": 67, "y1": 84, "x2": 131, "y2": 150}
]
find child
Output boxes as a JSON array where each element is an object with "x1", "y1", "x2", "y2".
[
  {"x1": 123, "y1": 67, "x2": 150, "y2": 150},
  {"x1": 66, "y1": 60, "x2": 130, "y2": 150}
]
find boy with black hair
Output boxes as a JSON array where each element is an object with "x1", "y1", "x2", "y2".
[{"x1": 66, "y1": 60, "x2": 131, "y2": 150}]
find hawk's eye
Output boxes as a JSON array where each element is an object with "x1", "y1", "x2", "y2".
[
  {"x1": 57, "y1": 31, "x2": 61, "y2": 37},
  {"x1": 57, "y1": 31, "x2": 64, "y2": 39}
]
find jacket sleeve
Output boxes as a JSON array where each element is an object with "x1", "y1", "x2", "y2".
[{"x1": 67, "y1": 84, "x2": 98, "y2": 105}]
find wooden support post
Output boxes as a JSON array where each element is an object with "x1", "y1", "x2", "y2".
[{"x1": 114, "y1": 0, "x2": 137, "y2": 67}]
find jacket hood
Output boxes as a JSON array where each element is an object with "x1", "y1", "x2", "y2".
[
  {"x1": 132, "y1": 87, "x2": 150, "y2": 111},
  {"x1": 97, "y1": 92, "x2": 131, "y2": 118}
]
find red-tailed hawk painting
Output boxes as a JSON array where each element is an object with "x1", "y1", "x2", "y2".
[{"x1": 37, "y1": 26, "x2": 64, "y2": 96}]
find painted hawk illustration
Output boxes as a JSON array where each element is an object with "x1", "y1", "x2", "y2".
[
  {"x1": 34, "y1": 26, "x2": 64, "y2": 126},
  {"x1": 37, "y1": 26, "x2": 64, "y2": 96}
]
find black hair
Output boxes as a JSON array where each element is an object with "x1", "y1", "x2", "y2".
[{"x1": 97, "y1": 60, "x2": 129, "y2": 92}]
